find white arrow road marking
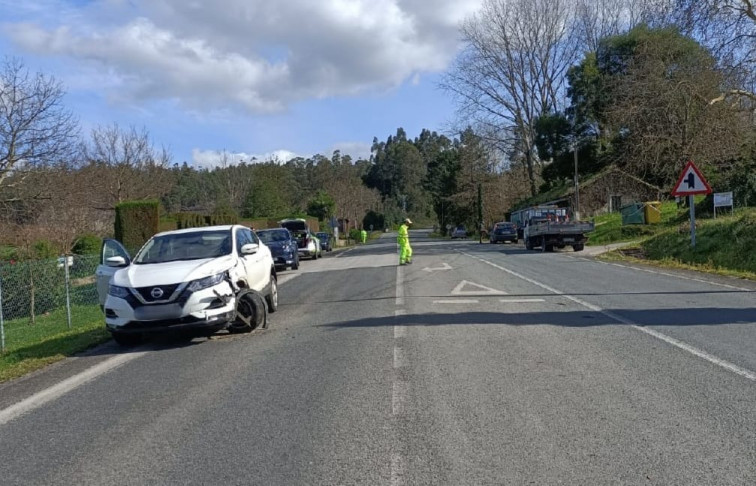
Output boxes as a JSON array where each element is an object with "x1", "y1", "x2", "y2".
[
  {"x1": 451, "y1": 280, "x2": 507, "y2": 296},
  {"x1": 422, "y1": 262, "x2": 452, "y2": 272}
]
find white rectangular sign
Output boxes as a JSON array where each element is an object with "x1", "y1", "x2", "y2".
[{"x1": 713, "y1": 192, "x2": 733, "y2": 208}]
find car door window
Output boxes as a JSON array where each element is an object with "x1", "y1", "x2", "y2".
[
  {"x1": 101, "y1": 239, "x2": 131, "y2": 265},
  {"x1": 236, "y1": 228, "x2": 252, "y2": 254}
]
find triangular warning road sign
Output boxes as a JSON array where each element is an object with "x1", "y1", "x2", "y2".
[
  {"x1": 671, "y1": 161, "x2": 712, "y2": 196},
  {"x1": 451, "y1": 280, "x2": 507, "y2": 296}
]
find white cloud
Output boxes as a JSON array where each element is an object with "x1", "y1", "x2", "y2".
[
  {"x1": 2, "y1": 0, "x2": 481, "y2": 114},
  {"x1": 191, "y1": 148, "x2": 299, "y2": 169},
  {"x1": 191, "y1": 141, "x2": 372, "y2": 169}
]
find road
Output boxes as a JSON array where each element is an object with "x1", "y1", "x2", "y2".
[{"x1": 1, "y1": 230, "x2": 755, "y2": 485}]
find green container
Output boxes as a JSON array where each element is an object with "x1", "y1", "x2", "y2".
[{"x1": 620, "y1": 203, "x2": 646, "y2": 225}]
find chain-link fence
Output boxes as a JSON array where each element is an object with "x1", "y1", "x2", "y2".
[{"x1": 0, "y1": 254, "x2": 101, "y2": 352}]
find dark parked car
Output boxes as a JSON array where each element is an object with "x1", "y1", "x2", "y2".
[
  {"x1": 490, "y1": 222, "x2": 518, "y2": 244},
  {"x1": 256, "y1": 228, "x2": 299, "y2": 270},
  {"x1": 451, "y1": 225, "x2": 467, "y2": 239},
  {"x1": 315, "y1": 232, "x2": 332, "y2": 252}
]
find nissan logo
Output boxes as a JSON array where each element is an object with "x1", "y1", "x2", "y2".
[{"x1": 150, "y1": 287, "x2": 164, "y2": 299}]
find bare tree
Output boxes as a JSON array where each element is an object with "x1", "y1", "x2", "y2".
[
  {"x1": 0, "y1": 57, "x2": 79, "y2": 191},
  {"x1": 574, "y1": 0, "x2": 628, "y2": 53},
  {"x1": 322, "y1": 166, "x2": 381, "y2": 229},
  {"x1": 573, "y1": 0, "x2": 677, "y2": 53},
  {"x1": 81, "y1": 124, "x2": 173, "y2": 210},
  {"x1": 442, "y1": 0, "x2": 579, "y2": 196},
  {"x1": 672, "y1": 0, "x2": 756, "y2": 104},
  {"x1": 212, "y1": 150, "x2": 253, "y2": 211}
]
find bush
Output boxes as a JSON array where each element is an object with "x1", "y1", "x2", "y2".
[
  {"x1": 349, "y1": 228, "x2": 361, "y2": 241},
  {"x1": 33, "y1": 239, "x2": 57, "y2": 259},
  {"x1": 72, "y1": 234, "x2": 102, "y2": 255},
  {"x1": 114, "y1": 200, "x2": 160, "y2": 249}
]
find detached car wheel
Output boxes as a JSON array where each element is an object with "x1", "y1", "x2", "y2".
[{"x1": 228, "y1": 289, "x2": 267, "y2": 333}]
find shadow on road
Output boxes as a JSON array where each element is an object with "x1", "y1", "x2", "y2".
[{"x1": 318, "y1": 308, "x2": 756, "y2": 330}]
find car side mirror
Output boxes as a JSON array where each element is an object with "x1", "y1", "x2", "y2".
[
  {"x1": 241, "y1": 243, "x2": 259, "y2": 255},
  {"x1": 105, "y1": 256, "x2": 128, "y2": 267}
]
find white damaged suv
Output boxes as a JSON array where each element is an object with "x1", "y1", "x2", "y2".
[{"x1": 95, "y1": 225, "x2": 277, "y2": 345}]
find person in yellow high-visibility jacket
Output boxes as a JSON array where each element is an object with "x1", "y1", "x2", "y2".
[{"x1": 397, "y1": 218, "x2": 413, "y2": 265}]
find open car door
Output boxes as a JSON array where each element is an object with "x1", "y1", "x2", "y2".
[{"x1": 95, "y1": 239, "x2": 131, "y2": 307}]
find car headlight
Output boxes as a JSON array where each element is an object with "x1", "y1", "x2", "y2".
[
  {"x1": 187, "y1": 273, "x2": 226, "y2": 292},
  {"x1": 108, "y1": 285, "x2": 130, "y2": 298}
]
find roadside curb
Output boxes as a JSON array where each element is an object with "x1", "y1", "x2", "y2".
[{"x1": 582, "y1": 241, "x2": 641, "y2": 257}]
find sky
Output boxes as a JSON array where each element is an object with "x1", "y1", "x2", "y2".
[{"x1": 0, "y1": 0, "x2": 483, "y2": 168}]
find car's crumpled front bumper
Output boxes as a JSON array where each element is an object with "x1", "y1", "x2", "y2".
[{"x1": 104, "y1": 281, "x2": 236, "y2": 334}]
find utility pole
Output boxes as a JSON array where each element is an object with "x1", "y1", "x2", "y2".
[{"x1": 573, "y1": 143, "x2": 580, "y2": 220}]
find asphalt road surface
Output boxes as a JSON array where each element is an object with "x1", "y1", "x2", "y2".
[{"x1": 1, "y1": 230, "x2": 755, "y2": 485}]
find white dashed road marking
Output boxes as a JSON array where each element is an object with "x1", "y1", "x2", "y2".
[
  {"x1": 395, "y1": 265, "x2": 405, "y2": 306},
  {"x1": 394, "y1": 347, "x2": 406, "y2": 369},
  {"x1": 392, "y1": 264, "x2": 407, "y2": 484},
  {"x1": 392, "y1": 380, "x2": 408, "y2": 415}
]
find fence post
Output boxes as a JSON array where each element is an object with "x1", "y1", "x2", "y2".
[
  {"x1": 64, "y1": 255, "x2": 72, "y2": 329},
  {"x1": 0, "y1": 270, "x2": 5, "y2": 353}
]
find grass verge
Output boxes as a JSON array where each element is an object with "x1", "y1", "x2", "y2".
[
  {"x1": 0, "y1": 304, "x2": 110, "y2": 383},
  {"x1": 598, "y1": 209, "x2": 756, "y2": 280},
  {"x1": 587, "y1": 201, "x2": 682, "y2": 246}
]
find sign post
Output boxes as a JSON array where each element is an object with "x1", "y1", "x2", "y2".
[{"x1": 671, "y1": 161, "x2": 712, "y2": 248}]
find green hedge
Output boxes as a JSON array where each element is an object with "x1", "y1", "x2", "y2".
[
  {"x1": 176, "y1": 212, "x2": 206, "y2": 229},
  {"x1": 114, "y1": 200, "x2": 159, "y2": 249},
  {"x1": 175, "y1": 207, "x2": 239, "y2": 229},
  {"x1": 206, "y1": 206, "x2": 239, "y2": 226}
]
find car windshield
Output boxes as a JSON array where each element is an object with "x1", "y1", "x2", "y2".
[
  {"x1": 257, "y1": 230, "x2": 290, "y2": 243},
  {"x1": 134, "y1": 229, "x2": 232, "y2": 264},
  {"x1": 495, "y1": 226, "x2": 514, "y2": 234},
  {"x1": 316, "y1": 233, "x2": 329, "y2": 240}
]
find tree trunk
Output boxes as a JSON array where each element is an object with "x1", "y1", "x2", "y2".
[{"x1": 525, "y1": 151, "x2": 537, "y2": 197}]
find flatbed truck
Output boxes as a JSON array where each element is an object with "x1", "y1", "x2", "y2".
[{"x1": 523, "y1": 218, "x2": 594, "y2": 252}]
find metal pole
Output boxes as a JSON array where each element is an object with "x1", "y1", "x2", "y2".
[
  {"x1": 0, "y1": 270, "x2": 5, "y2": 353},
  {"x1": 574, "y1": 144, "x2": 580, "y2": 220},
  {"x1": 64, "y1": 254, "x2": 72, "y2": 329},
  {"x1": 689, "y1": 195, "x2": 696, "y2": 248}
]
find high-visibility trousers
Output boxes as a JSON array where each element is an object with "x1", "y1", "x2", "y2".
[{"x1": 399, "y1": 242, "x2": 412, "y2": 264}]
